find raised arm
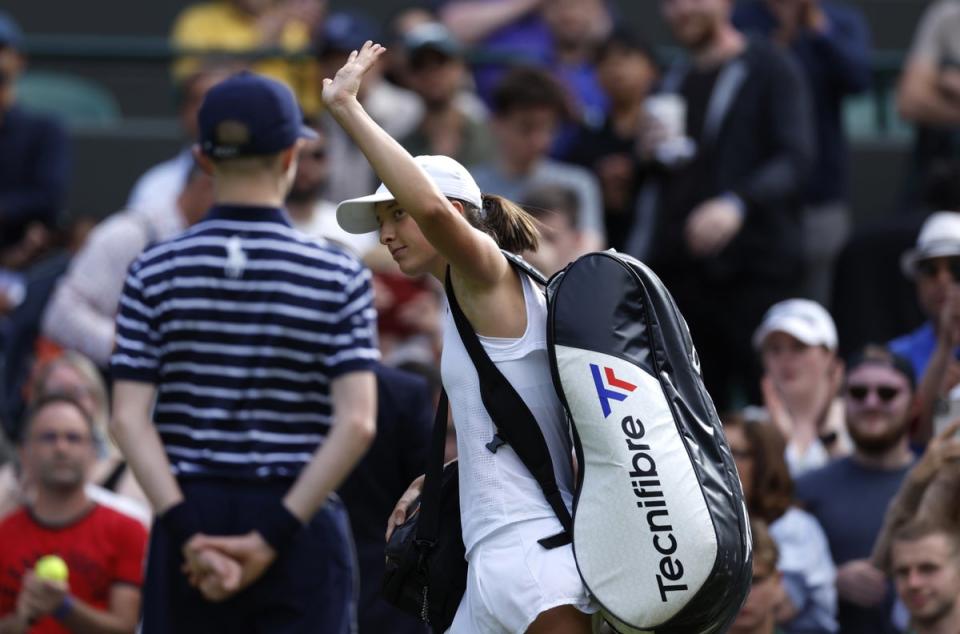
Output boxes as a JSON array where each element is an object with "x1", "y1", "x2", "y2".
[
  {"x1": 439, "y1": 0, "x2": 543, "y2": 46},
  {"x1": 323, "y1": 42, "x2": 510, "y2": 289}
]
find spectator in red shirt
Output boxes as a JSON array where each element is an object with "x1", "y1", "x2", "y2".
[{"x1": 0, "y1": 394, "x2": 146, "y2": 634}]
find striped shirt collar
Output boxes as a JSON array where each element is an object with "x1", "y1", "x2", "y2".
[{"x1": 204, "y1": 204, "x2": 292, "y2": 226}]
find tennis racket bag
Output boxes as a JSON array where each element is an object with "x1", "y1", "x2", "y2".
[{"x1": 511, "y1": 250, "x2": 752, "y2": 633}]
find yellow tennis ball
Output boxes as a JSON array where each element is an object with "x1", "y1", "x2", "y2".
[{"x1": 34, "y1": 555, "x2": 69, "y2": 582}]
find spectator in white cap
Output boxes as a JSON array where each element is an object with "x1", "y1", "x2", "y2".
[
  {"x1": 754, "y1": 298, "x2": 852, "y2": 476},
  {"x1": 891, "y1": 211, "x2": 960, "y2": 444}
]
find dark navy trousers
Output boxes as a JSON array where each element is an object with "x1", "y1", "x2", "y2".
[{"x1": 140, "y1": 478, "x2": 356, "y2": 634}]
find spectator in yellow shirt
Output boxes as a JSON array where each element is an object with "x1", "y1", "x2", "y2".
[{"x1": 171, "y1": 0, "x2": 324, "y2": 112}]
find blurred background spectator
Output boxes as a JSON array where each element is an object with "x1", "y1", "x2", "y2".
[
  {"x1": 126, "y1": 66, "x2": 230, "y2": 211},
  {"x1": 729, "y1": 518, "x2": 787, "y2": 634},
  {"x1": 795, "y1": 345, "x2": 917, "y2": 634},
  {"x1": 0, "y1": 11, "x2": 69, "y2": 274},
  {"x1": 399, "y1": 22, "x2": 494, "y2": 167},
  {"x1": 896, "y1": 0, "x2": 960, "y2": 210},
  {"x1": 285, "y1": 118, "x2": 379, "y2": 255},
  {"x1": 872, "y1": 418, "x2": 960, "y2": 576},
  {"x1": 753, "y1": 298, "x2": 851, "y2": 476},
  {"x1": 0, "y1": 395, "x2": 146, "y2": 632},
  {"x1": 521, "y1": 184, "x2": 586, "y2": 275},
  {"x1": 171, "y1": 0, "x2": 325, "y2": 112},
  {"x1": 26, "y1": 353, "x2": 151, "y2": 523},
  {"x1": 41, "y1": 165, "x2": 213, "y2": 372},
  {"x1": 734, "y1": 0, "x2": 872, "y2": 307},
  {"x1": 337, "y1": 364, "x2": 433, "y2": 634},
  {"x1": 724, "y1": 415, "x2": 838, "y2": 634},
  {"x1": 0, "y1": 12, "x2": 71, "y2": 409},
  {"x1": 563, "y1": 28, "x2": 659, "y2": 252},
  {"x1": 314, "y1": 10, "x2": 423, "y2": 204},
  {"x1": 631, "y1": 0, "x2": 814, "y2": 412},
  {"x1": 471, "y1": 66, "x2": 605, "y2": 251}
]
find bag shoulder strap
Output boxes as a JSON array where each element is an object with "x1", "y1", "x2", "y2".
[
  {"x1": 500, "y1": 250, "x2": 548, "y2": 286},
  {"x1": 444, "y1": 264, "x2": 572, "y2": 549},
  {"x1": 414, "y1": 389, "x2": 449, "y2": 546}
]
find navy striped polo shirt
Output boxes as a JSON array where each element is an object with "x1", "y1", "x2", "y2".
[{"x1": 110, "y1": 205, "x2": 379, "y2": 481}]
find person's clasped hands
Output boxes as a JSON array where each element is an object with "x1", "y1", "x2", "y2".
[{"x1": 163, "y1": 496, "x2": 304, "y2": 602}]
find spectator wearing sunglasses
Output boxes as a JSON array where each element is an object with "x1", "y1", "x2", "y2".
[
  {"x1": 892, "y1": 211, "x2": 960, "y2": 382},
  {"x1": 795, "y1": 344, "x2": 918, "y2": 634},
  {"x1": 891, "y1": 212, "x2": 960, "y2": 444},
  {"x1": 284, "y1": 119, "x2": 378, "y2": 257}
]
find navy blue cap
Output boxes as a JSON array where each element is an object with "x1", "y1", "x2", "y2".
[
  {"x1": 404, "y1": 22, "x2": 462, "y2": 58},
  {"x1": 197, "y1": 71, "x2": 317, "y2": 159},
  {"x1": 314, "y1": 11, "x2": 379, "y2": 56},
  {"x1": 0, "y1": 11, "x2": 23, "y2": 49}
]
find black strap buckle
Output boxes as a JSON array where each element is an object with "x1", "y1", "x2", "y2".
[{"x1": 485, "y1": 433, "x2": 507, "y2": 453}]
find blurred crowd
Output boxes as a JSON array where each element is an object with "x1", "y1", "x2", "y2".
[{"x1": 0, "y1": 0, "x2": 959, "y2": 633}]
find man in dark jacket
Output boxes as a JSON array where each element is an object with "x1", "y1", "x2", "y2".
[
  {"x1": 338, "y1": 364, "x2": 434, "y2": 634},
  {"x1": 0, "y1": 11, "x2": 69, "y2": 265},
  {"x1": 629, "y1": 0, "x2": 814, "y2": 411},
  {"x1": 734, "y1": 0, "x2": 871, "y2": 306}
]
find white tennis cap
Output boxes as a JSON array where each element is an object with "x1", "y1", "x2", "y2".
[
  {"x1": 752, "y1": 298, "x2": 838, "y2": 352},
  {"x1": 336, "y1": 155, "x2": 483, "y2": 234},
  {"x1": 900, "y1": 211, "x2": 960, "y2": 278}
]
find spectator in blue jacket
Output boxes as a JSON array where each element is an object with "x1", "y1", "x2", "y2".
[{"x1": 734, "y1": 0, "x2": 871, "y2": 307}]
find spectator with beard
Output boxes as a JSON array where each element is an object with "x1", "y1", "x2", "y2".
[
  {"x1": 285, "y1": 120, "x2": 378, "y2": 256},
  {"x1": 26, "y1": 354, "x2": 151, "y2": 523},
  {"x1": 889, "y1": 520, "x2": 960, "y2": 634},
  {"x1": 0, "y1": 395, "x2": 147, "y2": 633},
  {"x1": 795, "y1": 345, "x2": 918, "y2": 634}
]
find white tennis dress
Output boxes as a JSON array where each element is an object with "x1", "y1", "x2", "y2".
[{"x1": 440, "y1": 272, "x2": 597, "y2": 633}]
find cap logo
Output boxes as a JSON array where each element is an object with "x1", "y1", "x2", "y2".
[{"x1": 216, "y1": 120, "x2": 251, "y2": 147}]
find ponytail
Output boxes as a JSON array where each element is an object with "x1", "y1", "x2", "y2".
[{"x1": 462, "y1": 193, "x2": 540, "y2": 254}]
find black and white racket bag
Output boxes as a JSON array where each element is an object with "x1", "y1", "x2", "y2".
[{"x1": 508, "y1": 250, "x2": 752, "y2": 633}]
